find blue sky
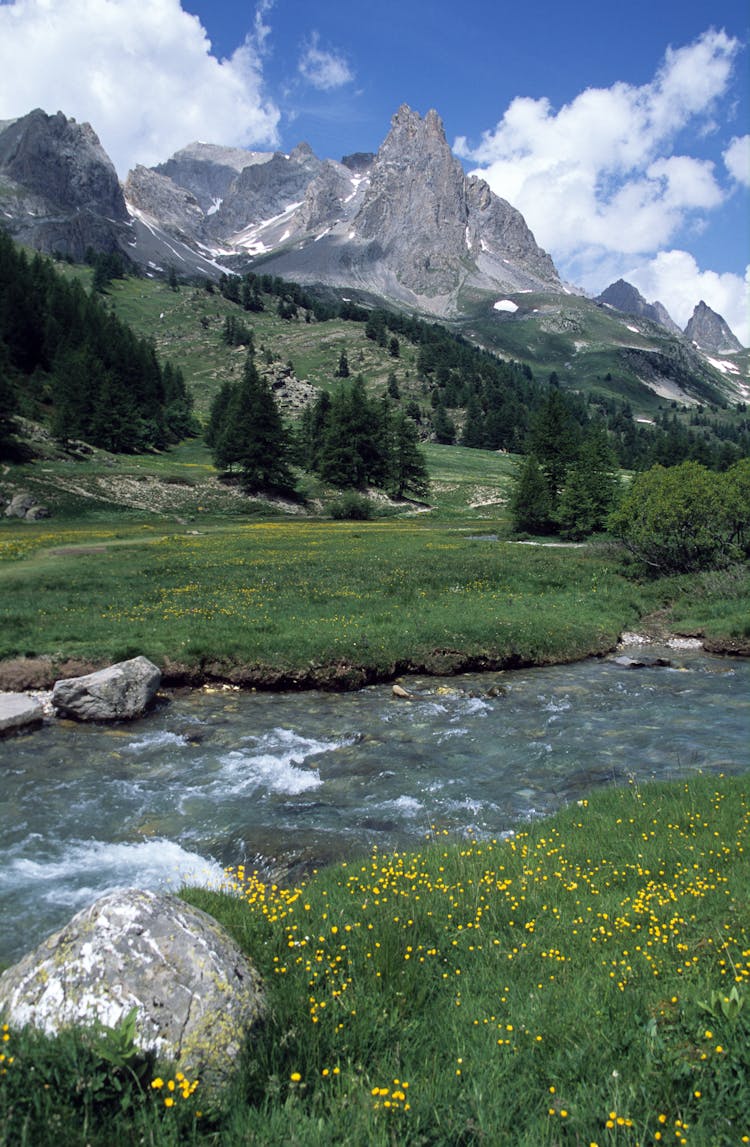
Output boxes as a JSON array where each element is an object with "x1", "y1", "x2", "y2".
[{"x1": 0, "y1": 0, "x2": 748, "y2": 339}]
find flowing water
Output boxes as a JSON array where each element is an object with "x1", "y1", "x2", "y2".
[{"x1": 1, "y1": 645, "x2": 748, "y2": 965}]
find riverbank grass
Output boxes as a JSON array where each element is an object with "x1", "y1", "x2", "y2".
[
  {"x1": 2, "y1": 773, "x2": 749, "y2": 1145},
  {"x1": 0, "y1": 518, "x2": 654, "y2": 678}
]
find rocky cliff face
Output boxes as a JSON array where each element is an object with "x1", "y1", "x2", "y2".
[
  {"x1": 597, "y1": 279, "x2": 681, "y2": 335},
  {"x1": 0, "y1": 104, "x2": 561, "y2": 308},
  {"x1": 684, "y1": 300, "x2": 743, "y2": 354},
  {"x1": 153, "y1": 141, "x2": 273, "y2": 213},
  {"x1": 0, "y1": 109, "x2": 127, "y2": 258},
  {"x1": 224, "y1": 105, "x2": 560, "y2": 309},
  {"x1": 124, "y1": 165, "x2": 206, "y2": 240}
]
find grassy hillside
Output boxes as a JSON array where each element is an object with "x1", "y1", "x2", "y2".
[{"x1": 457, "y1": 288, "x2": 748, "y2": 413}]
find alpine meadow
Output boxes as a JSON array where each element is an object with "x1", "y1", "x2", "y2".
[{"x1": 1, "y1": 50, "x2": 749, "y2": 1147}]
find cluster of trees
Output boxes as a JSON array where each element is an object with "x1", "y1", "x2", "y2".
[
  {"x1": 206, "y1": 361, "x2": 429, "y2": 501},
  {"x1": 0, "y1": 229, "x2": 196, "y2": 455},
  {"x1": 214, "y1": 270, "x2": 748, "y2": 473},
  {"x1": 509, "y1": 387, "x2": 620, "y2": 539},
  {"x1": 206, "y1": 354, "x2": 295, "y2": 494},
  {"x1": 298, "y1": 378, "x2": 429, "y2": 499}
]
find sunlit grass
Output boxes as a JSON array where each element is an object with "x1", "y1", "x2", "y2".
[{"x1": 0, "y1": 518, "x2": 649, "y2": 674}]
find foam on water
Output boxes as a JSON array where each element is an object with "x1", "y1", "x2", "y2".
[
  {"x1": 123, "y1": 730, "x2": 189, "y2": 753},
  {"x1": 214, "y1": 727, "x2": 352, "y2": 795},
  {"x1": 1, "y1": 837, "x2": 226, "y2": 914},
  {"x1": 379, "y1": 795, "x2": 424, "y2": 817},
  {"x1": 220, "y1": 751, "x2": 322, "y2": 795}
]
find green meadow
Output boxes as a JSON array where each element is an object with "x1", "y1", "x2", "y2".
[
  {"x1": 2, "y1": 774, "x2": 749, "y2": 1145},
  {"x1": 2, "y1": 436, "x2": 748, "y2": 681}
]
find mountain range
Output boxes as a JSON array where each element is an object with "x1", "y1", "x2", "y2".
[{"x1": 0, "y1": 105, "x2": 746, "y2": 408}]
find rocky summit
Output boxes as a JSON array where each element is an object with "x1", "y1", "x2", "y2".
[
  {"x1": 684, "y1": 300, "x2": 744, "y2": 355},
  {"x1": 0, "y1": 108, "x2": 127, "y2": 259},
  {"x1": 1, "y1": 103, "x2": 560, "y2": 315},
  {"x1": 0, "y1": 103, "x2": 744, "y2": 358},
  {"x1": 596, "y1": 279, "x2": 681, "y2": 335}
]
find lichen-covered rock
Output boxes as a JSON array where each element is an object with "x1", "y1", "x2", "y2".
[
  {"x1": 0, "y1": 692, "x2": 44, "y2": 735},
  {"x1": 52, "y1": 656, "x2": 161, "y2": 720},
  {"x1": 0, "y1": 889, "x2": 265, "y2": 1087}
]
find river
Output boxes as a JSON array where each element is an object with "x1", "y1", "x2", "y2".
[{"x1": 1, "y1": 643, "x2": 748, "y2": 966}]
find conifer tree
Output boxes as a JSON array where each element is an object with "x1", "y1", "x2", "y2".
[
  {"x1": 389, "y1": 411, "x2": 430, "y2": 498},
  {"x1": 557, "y1": 425, "x2": 620, "y2": 540},
  {"x1": 212, "y1": 353, "x2": 294, "y2": 493},
  {"x1": 510, "y1": 455, "x2": 557, "y2": 534}
]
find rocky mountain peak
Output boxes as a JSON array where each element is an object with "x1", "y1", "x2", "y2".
[
  {"x1": 354, "y1": 106, "x2": 478, "y2": 296},
  {"x1": 0, "y1": 108, "x2": 127, "y2": 258},
  {"x1": 596, "y1": 279, "x2": 680, "y2": 335},
  {"x1": 684, "y1": 300, "x2": 743, "y2": 354},
  {"x1": 0, "y1": 108, "x2": 126, "y2": 219}
]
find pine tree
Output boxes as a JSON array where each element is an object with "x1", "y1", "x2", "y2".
[
  {"x1": 213, "y1": 353, "x2": 294, "y2": 493},
  {"x1": 389, "y1": 411, "x2": 429, "y2": 498},
  {"x1": 557, "y1": 425, "x2": 620, "y2": 540},
  {"x1": 527, "y1": 387, "x2": 582, "y2": 495},
  {"x1": 510, "y1": 455, "x2": 557, "y2": 534}
]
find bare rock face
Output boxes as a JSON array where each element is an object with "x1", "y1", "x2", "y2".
[
  {"x1": 0, "y1": 108, "x2": 127, "y2": 259},
  {"x1": 154, "y1": 140, "x2": 273, "y2": 213},
  {"x1": 684, "y1": 300, "x2": 744, "y2": 354},
  {"x1": 52, "y1": 656, "x2": 161, "y2": 721},
  {"x1": 0, "y1": 889, "x2": 265, "y2": 1087},
  {"x1": 597, "y1": 279, "x2": 681, "y2": 334},
  {"x1": 212, "y1": 143, "x2": 324, "y2": 236},
  {"x1": 345, "y1": 104, "x2": 560, "y2": 300},
  {"x1": 124, "y1": 165, "x2": 205, "y2": 237},
  {"x1": 465, "y1": 176, "x2": 559, "y2": 285},
  {"x1": 355, "y1": 105, "x2": 470, "y2": 296}
]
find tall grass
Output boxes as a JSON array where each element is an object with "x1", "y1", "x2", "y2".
[{"x1": 2, "y1": 774, "x2": 749, "y2": 1144}]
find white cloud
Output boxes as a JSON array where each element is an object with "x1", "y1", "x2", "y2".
[
  {"x1": 455, "y1": 29, "x2": 738, "y2": 262},
  {"x1": 627, "y1": 251, "x2": 750, "y2": 347},
  {"x1": 724, "y1": 134, "x2": 750, "y2": 187},
  {"x1": 0, "y1": 0, "x2": 280, "y2": 176},
  {"x1": 455, "y1": 28, "x2": 747, "y2": 346},
  {"x1": 298, "y1": 31, "x2": 354, "y2": 91}
]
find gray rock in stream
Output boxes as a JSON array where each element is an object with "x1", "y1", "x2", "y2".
[
  {"x1": 0, "y1": 888, "x2": 265, "y2": 1089},
  {"x1": 52, "y1": 656, "x2": 161, "y2": 720},
  {"x1": 0, "y1": 692, "x2": 44, "y2": 735}
]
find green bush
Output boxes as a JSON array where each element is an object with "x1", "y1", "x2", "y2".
[
  {"x1": 328, "y1": 491, "x2": 374, "y2": 520},
  {"x1": 609, "y1": 460, "x2": 750, "y2": 575}
]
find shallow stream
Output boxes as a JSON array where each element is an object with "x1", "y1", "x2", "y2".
[{"x1": 1, "y1": 644, "x2": 748, "y2": 965}]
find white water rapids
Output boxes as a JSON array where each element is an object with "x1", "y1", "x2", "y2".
[{"x1": 1, "y1": 645, "x2": 748, "y2": 965}]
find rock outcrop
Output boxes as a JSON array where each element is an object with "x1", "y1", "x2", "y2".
[
  {"x1": 124, "y1": 165, "x2": 206, "y2": 239},
  {"x1": 0, "y1": 888, "x2": 265, "y2": 1087},
  {"x1": 153, "y1": 140, "x2": 273, "y2": 213},
  {"x1": 597, "y1": 279, "x2": 681, "y2": 335},
  {"x1": 684, "y1": 300, "x2": 743, "y2": 354},
  {"x1": 3, "y1": 491, "x2": 49, "y2": 520},
  {"x1": 0, "y1": 109, "x2": 128, "y2": 259},
  {"x1": 52, "y1": 656, "x2": 161, "y2": 721},
  {"x1": 0, "y1": 692, "x2": 44, "y2": 735}
]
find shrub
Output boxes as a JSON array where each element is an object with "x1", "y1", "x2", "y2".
[
  {"x1": 609, "y1": 460, "x2": 748, "y2": 575},
  {"x1": 328, "y1": 491, "x2": 373, "y2": 520}
]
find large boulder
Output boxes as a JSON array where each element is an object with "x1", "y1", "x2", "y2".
[
  {"x1": 52, "y1": 656, "x2": 161, "y2": 720},
  {"x1": 3, "y1": 493, "x2": 45, "y2": 520},
  {"x1": 0, "y1": 888, "x2": 265, "y2": 1087},
  {"x1": 0, "y1": 692, "x2": 44, "y2": 735}
]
